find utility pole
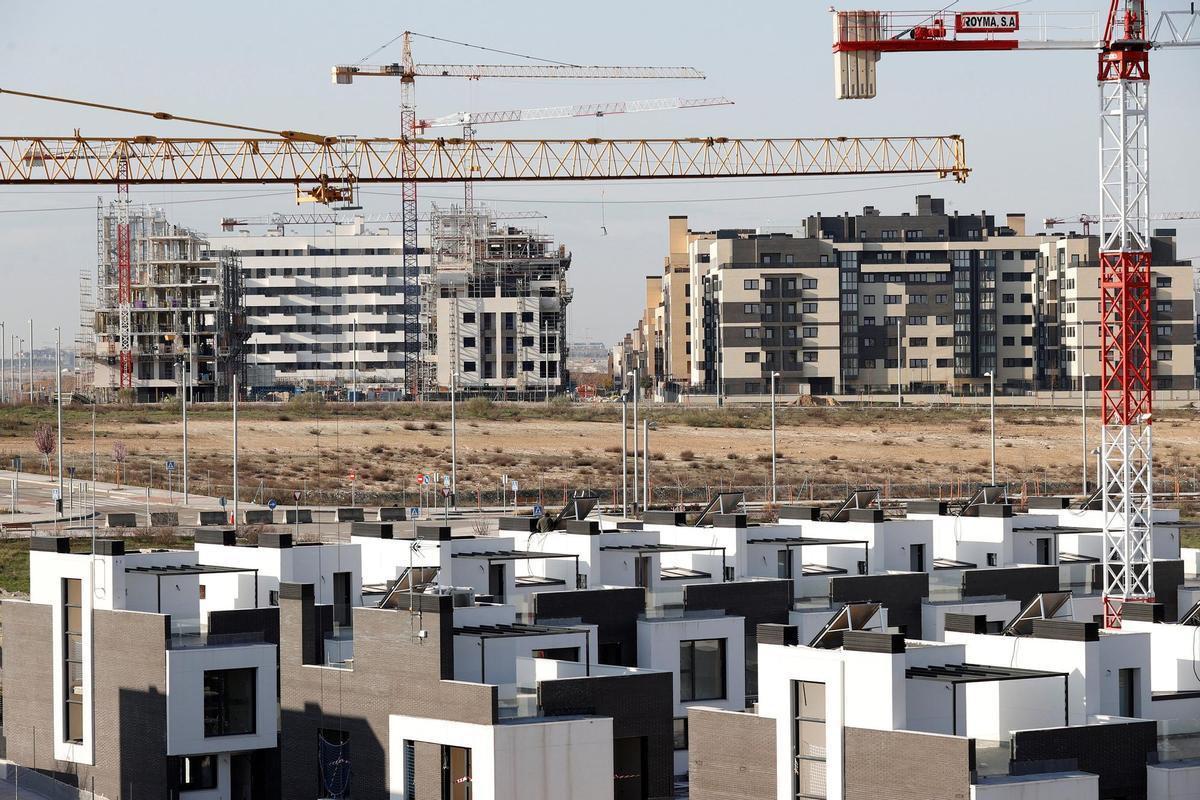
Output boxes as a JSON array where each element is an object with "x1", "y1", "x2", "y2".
[
  {"x1": 642, "y1": 418, "x2": 649, "y2": 512},
  {"x1": 28, "y1": 318, "x2": 34, "y2": 404},
  {"x1": 450, "y1": 369, "x2": 457, "y2": 498},
  {"x1": 621, "y1": 398, "x2": 628, "y2": 517},
  {"x1": 1081, "y1": 373, "x2": 1089, "y2": 495},
  {"x1": 182, "y1": 361, "x2": 189, "y2": 505},
  {"x1": 985, "y1": 370, "x2": 996, "y2": 485},
  {"x1": 629, "y1": 369, "x2": 639, "y2": 512},
  {"x1": 770, "y1": 371, "x2": 779, "y2": 504},
  {"x1": 232, "y1": 374, "x2": 239, "y2": 529},
  {"x1": 351, "y1": 317, "x2": 358, "y2": 404},
  {"x1": 1, "y1": 321, "x2": 6, "y2": 404},
  {"x1": 55, "y1": 327, "x2": 63, "y2": 506}
]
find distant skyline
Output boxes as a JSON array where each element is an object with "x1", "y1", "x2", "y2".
[{"x1": 0, "y1": 0, "x2": 1195, "y2": 347}]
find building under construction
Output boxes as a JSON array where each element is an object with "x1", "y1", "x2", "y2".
[
  {"x1": 423, "y1": 205, "x2": 572, "y2": 397},
  {"x1": 88, "y1": 204, "x2": 246, "y2": 402}
]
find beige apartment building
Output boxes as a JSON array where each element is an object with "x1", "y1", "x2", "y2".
[{"x1": 616, "y1": 196, "x2": 1195, "y2": 397}]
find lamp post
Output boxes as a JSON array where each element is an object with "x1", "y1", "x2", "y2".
[
  {"x1": 770, "y1": 371, "x2": 780, "y2": 504},
  {"x1": 28, "y1": 319, "x2": 34, "y2": 404},
  {"x1": 232, "y1": 374, "x2": 239, "y2": 529},
  {"x1": 621, "y1": 396, "x2": 628, "y2": 517},
  {"x1": 0, "y1": 321, "x2": 6, "y2": 404},
  {"x1": 450, "y1": 368, "x2": 457, "y2": 498},
  {"x1": 55, "y1": 327, "x2": 62, "y2": 506},
  {"x1": 1081, "y1": 372, "x2": 1089, "y2": 494},
  {"x1": 628, "y1": 369, "x2": 639, "y2": 512},
  {"x1": 984, "y1": 370, "x2": 996, "y2": 485},
  {"x1": 181, "y1": 360, "x2": 189, "y2": 505},
  {"x1": 351, "y1": 317, "x2": 358, "y2": 405},
  {"x1": 896, "y1": 319, "x2": 904, "y2": 409}
]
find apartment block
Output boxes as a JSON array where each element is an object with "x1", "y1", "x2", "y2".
[
  {"x1": 90, "y1": 205, "x2": 246, "y2": 402},
  {"x1": 428, "y1": 209, "x2": 572, "y2": 396},
  {"x1": 210, "y1": 218, "x2": 423, "y2": 391},
  {"x1": 617, "y1": 196, "x2": 1195, "y2": 397}
]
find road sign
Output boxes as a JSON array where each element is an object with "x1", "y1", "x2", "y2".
[
  {"x1": 166, "y1": 460, "x2": 176, "y2": 472},
  {"x1": 267, "y1": 499, "x2": 278, "y2": 510},
  {"x1": 67, "y1": 466, "x2": 76, "y2": 478},
  {"x1": 443, "y1": 475, "x2": 452, "y2": 487},
  {"x1": 416, "y1": 475, "x2": 425, "y2": 485},
  {"x1": 511, "y1": 480, "x2": 519, "y2": 493},
  {"x1": 11, "y1": 456, "x2": 20, "y2": 471},
  {"x1": 533, "y1": 504, "x2": 544, "y2": 517},
  {"x1": 219, "y1": 496, "x2": 227, "y2": 508},
  {"x1": 408, "y1": 506, "x2": 420, "y2": 519},
  {"x1": 441, "y1": 488, "x2": 451, "y2": 497},
  {"x1": 51, "y1": 488, "x2": 61, "y2": 501},
  {"x1": 293, "y1": 489, "x2": 302, "y2": 501},
  {"x1": 348, "y1": 471, "x2": 356, "y2": 482}
]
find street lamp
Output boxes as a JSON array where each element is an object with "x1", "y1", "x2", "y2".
[
  {"x1": 627, "y1": 369, "x2": 639, "y2": 512},
  {"x1": 1081, "y1": 372, "x2": 1089, "y2": 494},
  {"x1": 54, "y1": 327, "x2": 62, "y2": 509},
  {"x1": 770, "y1": 371, "x2": 780, "y2": 504},
  {"x1": 450, "y1": 368, "x2": 457, "y2": 498},
  {"x1": 984, "y1": 370, "x2": 996, "y2": 485}
]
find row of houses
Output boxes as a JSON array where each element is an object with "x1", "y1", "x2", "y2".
[
  {"x1": 7, "y1": 489, "x2": 1200, "y2": 798},
  {"x1": 612, "y1": 195, "x2": 1196, "y2": 398}
]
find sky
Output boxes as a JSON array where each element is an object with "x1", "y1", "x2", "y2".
[{"x1": 0, "y1": 0, "x2": 1196, "y2": 348}]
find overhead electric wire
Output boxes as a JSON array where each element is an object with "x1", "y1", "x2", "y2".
[
  {"x1": 357, "y1": 29, "x2": 583, "y2": 68},
  {"x1": 0, "y1": 191, "x2": 293, "y2": 215}
]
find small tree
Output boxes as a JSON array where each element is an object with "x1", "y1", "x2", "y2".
[
  {"x1": 33, "y1": 423, "x2": 55, "y2": 474},
  {"x1": 112, "y1": 440, "x2": 128, "y2": 487}
]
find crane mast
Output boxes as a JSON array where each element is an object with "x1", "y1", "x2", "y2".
[
  {"x1": 115, "y1": 157, "x2": 132, "y2": 389},
  {"x1": 1097, "y1": 0, "x2": 1155, "y2": 627}
]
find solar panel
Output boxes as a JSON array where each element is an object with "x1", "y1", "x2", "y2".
[
  {"x1": 809, "y1": 601, "x2": 883, "y2": 649},
  {"x1": 1001, "y1": 591, "x2": 1074, "y2": 636},
  {"x1": 827, "y1": 488, "x2": 880, "y2": 522}
]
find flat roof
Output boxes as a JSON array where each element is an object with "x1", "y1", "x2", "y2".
[
  {"x1": 452, "y1": 549, "x2": 577, "y2": 561},
  {"x1": 934, "y1": 557, "x2": 977, "y2": 570},
  {"x1": 455, "y1": 623, "x2": 587, "y2": 639},
  {"x1": 598, "y1": 543, "x2": 725, "y2": 553},
  {"x1": 1012, "y1": 525, "x2": 1102, "y2": 534},
  {"x1": 746, "y1": 536, "x2": 870, "y2": 547},
  {"x1": 906, "y1": 662, "x2": 1069, "y2": 685},
  {"x1": 125, "y1": 564, "x2": 256, "y2": 577}
]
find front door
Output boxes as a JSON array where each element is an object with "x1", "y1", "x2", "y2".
[
  {"x1": 909, "y1": 543, "x2": 926, "y2": 572},
  {"x1": 613, "y1": 736, "x2": 647, "y2": 800},
  {"x1": 1036, "y1": 537, "x2": 1052, "y2": 565},
  {"x1": 333, "y1": 571, "x2": 352, "y2": 627},
  {"x1": 635, "y1": 556, "x2": 653, "y2": 589},
  {"x1": 488, "y1": 562, "x2": 506, "y2": 603}
]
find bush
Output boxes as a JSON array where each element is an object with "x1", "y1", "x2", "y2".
[
  {"x1": 289, "y1": 392, "x2": 325, "y2": 411},
  {"x1": 402, "y1": 421, "x2": 419, "y2": 430},
  {"x1": 679, "y1": 450, "x2": 695, "y2": 462},
  {"x1": 423, "y1": 421, "x2": 440, "y2": 431},
  {"x1": 726, "y1": 452, "x2": 739, "y2": 461}
]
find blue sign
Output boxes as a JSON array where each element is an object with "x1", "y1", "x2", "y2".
[
  {"x1": 219, "y1": 496, "x2": 227, "y2": 508},
  {"x1": 267, "y1": 499, "x2": 278, "y2": 510},
  {"x1": 166, "y1": 460, "x2": 176, "y2": 472},
  {"x1": 408, "y1": 506, "x2": 420, "y2": 520},
  {"x1": 533, "y1": 504, "x2": 544, "y2": 518}
]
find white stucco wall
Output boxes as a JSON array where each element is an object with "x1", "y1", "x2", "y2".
[
  {"x1": 165, "y1": 643, "x2": 278, "y2": 756},
  {"x1": 971, "y1": 772, "x2": 1098, "y2": 800}
]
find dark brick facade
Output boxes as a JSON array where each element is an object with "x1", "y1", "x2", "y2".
[
  {"x1": 279, "y1": 584, "x2": 496, "y2": 800},
  {"x1": 830, "y1": 572, "x2": 930, "y2": 638},
  {"x1": 961, "y1": 565, "x2": 1059, "y2": 605},
  {"x1": 539, "y1": 671, "x2": 674, "y2": 800},
  {"x1": 534, "y1": 587, "x2": 646, "y2": 667},
  {"x1": 1011, "y1": 719, "x2": 1156, "y2": 799},
  {"x1": 687, "y1": 708, "x2": 775, "y2": 800},
  {"x1": 684, "y1": 579, "x2": 791, "y2": 634},
  {"x1": 2, "y1": 601, "x2": 173, "y2": 800},
  {"x1": 844, "y1": 727, "x2": 974, "y2": 800}
]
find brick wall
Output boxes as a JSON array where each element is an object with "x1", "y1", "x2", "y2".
[
  {"x1": 2, "y1": 601, "x2": 172, "y2": 800},
  {"x1": 534, "y1": 587, "x2": 646, "y2": 666},
  {"x1": 830, "y1": 573, "x2": 930, "y2": 638},
  {"x1": 844, "y1": 727, "x2": 973, "y2": 800},
  {"x1": 688, "y1": 708, "x2": 775, "y2": 800},
  {"x1": 279, "y1": 585, "x2": 496, "y2": 800}
]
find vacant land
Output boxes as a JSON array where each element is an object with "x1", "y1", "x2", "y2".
[{"x1": 2, "y1": 399, "x2": 1200, "y2": 506}]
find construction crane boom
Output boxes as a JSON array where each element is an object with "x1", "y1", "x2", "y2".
[
  {"x1": 421, "y1": 97, "x2": 734, "y2": 129},
  {"x1": 1045, "y1": 210, "x2": 1200, "y2": 234},
  {"x1": 334, "y1": 64, "x2": 706, "y2": 82},
  {"x1": 0, "y1": 134, "x2": 969, "y2": 185},
  {"x1": 219, "y1": 210, "x2": 546, "y2": 230}
]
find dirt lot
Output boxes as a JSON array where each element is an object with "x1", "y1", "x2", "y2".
[{"x1": 3, "y1": 400, "x2": 1200, "y2": 507}]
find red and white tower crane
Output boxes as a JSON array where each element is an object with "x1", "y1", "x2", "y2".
[{"x1": 832, "y1": 3, "x2": 1200, "y2": 627}]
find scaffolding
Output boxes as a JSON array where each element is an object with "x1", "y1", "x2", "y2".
[
  {"x1": 423, "y1": 204, "x2": 571, "y2": 398},
  {"x1": 89, "y1": 204, "x2": 246, "y2": 402}
]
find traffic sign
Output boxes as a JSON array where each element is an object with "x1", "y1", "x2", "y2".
[
  {"x1": 11, "y1": 456, "x2": 20, "y2": 471},
  {"x1": 416, "y1": 475, "x2": 425, "y2": 485},
  {"x1": 443, "y1": 474, "x2": 452, "y2": 487},
  {"x1": 533, "y1": 504, "x2": 544, "y2": 517},
  {"x1": 511, "y1": 480, "x2": 519, "y2": 493},
  {"x1": 348, "y1": 471, "x2": 356, "y2": 482},
  {"x1": 51, "y1": 488, "x2": 61, "y2": 501},
  {"x1": 267, "y1": 499, "x2": 278, "y2": 510},
  {"x1": 68, "y1": 466, "x2": 76, "y2": 478},
  {"x1": 407, "y1": 506, "x2": 420, "y2": 519},
  {"x1": 166, "y1": 460, "x2": 176, "y2": 472},
  {"x1": 441, "y1": 488, "x2": 451, "y2": 498},
  {"x1": 219, "y1": 496, "x2": 227, "y2": 508},
  {"x1": 293, "y1": 489, "x2": 302, "y2": 501}
]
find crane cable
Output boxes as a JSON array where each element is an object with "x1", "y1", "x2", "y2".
[{"x1": 0, "y1": 87, "x2": 335, "y2": 144}]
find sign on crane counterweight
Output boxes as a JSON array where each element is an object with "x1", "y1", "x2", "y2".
[{"x1": 955, "y1": 12, "x2": 1020, "y2": 33}]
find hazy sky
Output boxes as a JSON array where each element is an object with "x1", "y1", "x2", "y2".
[{"x1": 0, "y1": 0, "x2": 1196, "y2": 348}]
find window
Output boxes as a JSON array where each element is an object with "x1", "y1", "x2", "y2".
[
  {"x1": 745, "y1": 352, "x2": 760, "y2": 363},
  {"x1": 1157, "y1": 276, "x2": 1172, "y2": 288},
  {"x1": 794, "y1": 681, "x2": 827, "y2": 800},
  {"x1": 63, "y1": 578, "x2": 84, "y2": 744},
  {"x1": 802, "y1": 327, "x2": 818, "y2": 338},
  {"x1": 1002, "y1": 293, "x2": 1014, "y2": 304},
  {"x1": 987, "y1": 552, "x2": 998, "y2": 567},
  {"x1": 863, "y1": 295, "x2": 876, "y2": 305},
  {"x1": 861, "y1": 358, "x2": 877, "y2": 369},
  {"x1": 784, "y1": 279, "x2": 797, "y2": 291},
  {"x1": 180, "y1": 756, "x2": 218, "y2": 791},
  {"x1": 744, "y1": 279, "x2": 759, "y2": 290},
  {"x1": 804, "y1": 352, "x2": 818, "y2": 363},
  {"x1": 533, "y1": 647, "x2": 580, "y2": 662},
  {"x1": 744, "y1": 328, "x2": 759, "y2": 339},
  {"x1": 1157, "y1": 302, "x2": 1173, "y2": 313},
  {"x1": 462, "y1": 312, "x2": 475, "y2": 324},
  {"x1": 909, "y1": 358, "x2": 928, "y2": 368},
  {"x1": 203, "y1": 668, "x2": 256, "y2": 737},
  {"x1": 935, "y1": 293, "x2": 948, "y2": 303},
  {"x1": 442, "y1": 745, "x2": 472, "y2": 800},
  {"x1": 521, "y1": 311, "x2": 534, "y2": 323},
  {"x1": 883, "y1": 294, "x2": 900, "y2": 305},
  {"x1": 907, "y1": 316, "x2": 927, "y2": 325},
  {"x1": 463, "y1": 361, "x2": 477, "y2": 373},
  {"x1": 744, "y1": 303, "x2": 760, "y2": 314},
  {"x1": 911, "y1": 294, "x2": 927, "y2": 304},
  {"x1": 801, "y1": 303, "x2": 818, "y2": 313},
  {"x1": 910, "y1": 337, "x2": 928, "y2": 347},
  {"x1": 673, "y1": 717, "x2": 689, "y2": 751},
  {"x1": 462, "y1": 336, "x2": 476, "y2": 349},
  {"x1": 765, "y1": 279, "x2": 776, "y2": 291},
  {"x1": 785, "y1": 303, "x2": 797, "y2": 315},
  {"x1": 802, "y1": 278, "x2": 818, "y2": 289},
  {"x1": 1157, "y1": 350, "x2": 1173, "y2": 361},
  {"x1": 680, "y1": 639, "x2": 726, "y2": 701}
]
